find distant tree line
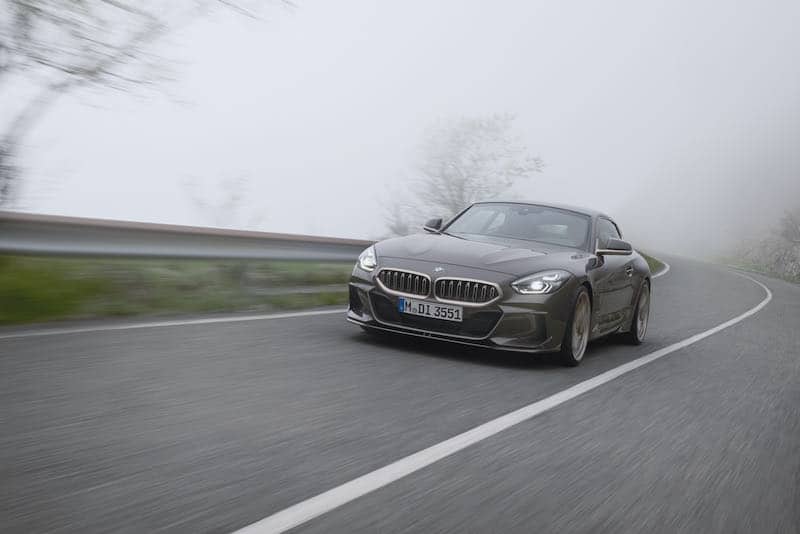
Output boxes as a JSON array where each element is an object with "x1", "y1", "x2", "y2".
[{"x1": 742, "y1": 207, "x2": 800, "y2": 282}]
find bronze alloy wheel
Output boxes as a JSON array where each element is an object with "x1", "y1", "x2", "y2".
[
  {"x1": 636, "y1": 283, "x2": 650, "y2": 340},
  {"x1": 624, "y1": 280, "x2": 650, "y2": 345},
  {"x1": 560, "y1": 287, "x2": 591, "y2": 366}
]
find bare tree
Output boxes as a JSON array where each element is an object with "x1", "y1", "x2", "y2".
[
  {"x1": 183, "y1": 174, "x2": 265, "y2": 230},
  {"x1": 779, "y1": 207, "x2": 800, "y2": 244},
  {"x1": 0, "y1": 0, "x2": 292, "y2": 206},
  {"x1": 386, "y1": 114, "x2": 544, "y2": 236},
  {"x1": 742, "y1": 205, "x2": 800, "y2": 281}
]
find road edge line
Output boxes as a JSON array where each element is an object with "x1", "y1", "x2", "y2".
[
  {"x1": 652, "y1": 259, "x2": 670, "y2": 278},
  {"x1": 0, "y1": 308, "x2": 346, "y2": 340}
]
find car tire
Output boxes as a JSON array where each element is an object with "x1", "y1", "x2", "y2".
[
  {"x1": 623, "y1": 280, "x2": 650, "y2": 345},
  {"x1": 560, "y1": 286, "x2": 592, "y2": 367}
]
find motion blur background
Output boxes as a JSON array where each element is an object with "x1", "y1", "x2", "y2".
[
  {"x1": 2, "y1": 0, "x2": 800, "y2": 326},
  {"x1": 2, "y1": 0, "x2": 798, "y2": 255}
]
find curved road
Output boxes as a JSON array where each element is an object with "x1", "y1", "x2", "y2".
[{"x1": 1, "y1": 257, "x2": 798, "y2": 533}]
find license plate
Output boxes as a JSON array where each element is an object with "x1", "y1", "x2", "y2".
[{"x1": 398, "y1": 298, "x2": 463, "y2": 322}]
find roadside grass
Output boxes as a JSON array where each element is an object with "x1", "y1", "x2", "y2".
[
  {"x1": 641, "y1": 252, "x2": 666, "y2": 275},
  {"x1": 1, "y1": 251, "x2": 671, "y2": 326},
  {"x1": 0, "y1": 255, "x2": 351, "y2": 326}
]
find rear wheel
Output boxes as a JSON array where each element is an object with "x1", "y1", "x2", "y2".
[
  {"x1": 560, "y1": 287, "x2": 591, "y2": 367},
  {"x1": 623, "y1": 281, "x2": 650, "y2": 345}
]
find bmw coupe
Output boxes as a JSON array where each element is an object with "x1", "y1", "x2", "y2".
[{"x1": 347, "y1": 201, "x2": 651, "y2": 366}]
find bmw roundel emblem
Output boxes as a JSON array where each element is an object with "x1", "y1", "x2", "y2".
[{"x1": 434, "y1": 266, "x2": 445, "y2": 273}]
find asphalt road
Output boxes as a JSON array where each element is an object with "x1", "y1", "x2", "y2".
[{"x1": 1, "y1": 257, "x2": 798, "y2": 533}]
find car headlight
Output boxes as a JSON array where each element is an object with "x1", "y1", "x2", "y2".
[
  {"x1": 512, "y1": 270, "x2": 572, "y2": 295},
  {"x1": 357, "y1": 245, "x2": 377, "y2": 272}
]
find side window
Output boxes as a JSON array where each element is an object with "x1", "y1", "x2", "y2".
[{"x1": 597, "y1": 218, "x2": 622, "y2": 248}]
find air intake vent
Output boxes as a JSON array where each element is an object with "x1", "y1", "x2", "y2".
[
  {"x1": 435, "y1": 278, "x2": 499, "y2": 304},
  {"x1": 378, "y1": 269, "x2": 430, "y2": 297}
]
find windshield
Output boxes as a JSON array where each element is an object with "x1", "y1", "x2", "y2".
[{"x1": 445, "y1": 203, "x2": 591, "y2": 249}]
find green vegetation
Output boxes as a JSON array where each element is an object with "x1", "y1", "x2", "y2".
[
  {"x1": 0, "y1": 251, "x2": 671, "y2": 326},
  {"x1": 0, "y1": 256, "x2": 352, "y2": 326},
  {"x1": 641, "y1": 253, "x2": 666, "y2": 275}
]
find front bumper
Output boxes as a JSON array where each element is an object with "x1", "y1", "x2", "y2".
[{"x1": 347, "y1": 265, "x2": 577, "y2": 353}]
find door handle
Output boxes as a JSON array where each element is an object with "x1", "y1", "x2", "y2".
[{"x1": 625, "y1": 266, "x2": 634, "y2": 277}]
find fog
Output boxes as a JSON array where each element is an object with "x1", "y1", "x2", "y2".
[{"x1": 9, "y1": 0, "x2": 800, "y2": 258}]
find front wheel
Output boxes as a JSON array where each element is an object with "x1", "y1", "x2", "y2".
[
  {"x1": 560, "y1": 287, "x2": 591, "y2": 367},
  {"x1": 623, "y1": 280, "x2": 650, "y2": 345}
]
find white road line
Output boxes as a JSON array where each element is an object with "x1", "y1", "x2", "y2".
[
  {"x1": 234, "y1": 271, "x2": 771, "y2": 534},
  {"x1": 652, "y1": 259, "x2": 670, "y2": 278},
  {"x1": 0, "y1": 309, "x2": 346, "y2": 340}
]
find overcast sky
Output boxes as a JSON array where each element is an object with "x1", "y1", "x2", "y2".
[{"x1": 11, "y1": 0, "x2": 800, "y2": 257}]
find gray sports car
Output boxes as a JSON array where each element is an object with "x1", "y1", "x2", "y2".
[{"x1": 347, "y1": 201, "x2": 651, "y2": 366}]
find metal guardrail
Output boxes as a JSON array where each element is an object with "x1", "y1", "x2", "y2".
[{"x1": 0, "y1": 211, "x2": 372, "y2": 261}]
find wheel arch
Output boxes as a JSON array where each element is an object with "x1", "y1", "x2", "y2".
[{"x1": 620, "y1": 276, "x2": 651, "y2": 334}]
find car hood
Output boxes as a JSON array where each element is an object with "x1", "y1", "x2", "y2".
[{"x1": 375, "y1": 233, "x2": 591, "y2": 276}]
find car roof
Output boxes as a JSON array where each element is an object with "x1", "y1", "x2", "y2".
[{"x1": 471, "y1": 200, "x2": 611, "y2": 220}]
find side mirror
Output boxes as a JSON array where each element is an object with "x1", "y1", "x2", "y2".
[
  {"x1": 597, "y1": 237, "x2": 633, "y2": 256},
  {"x1": 423, "y1": 217, "x2": 443, "y2": 233}
]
